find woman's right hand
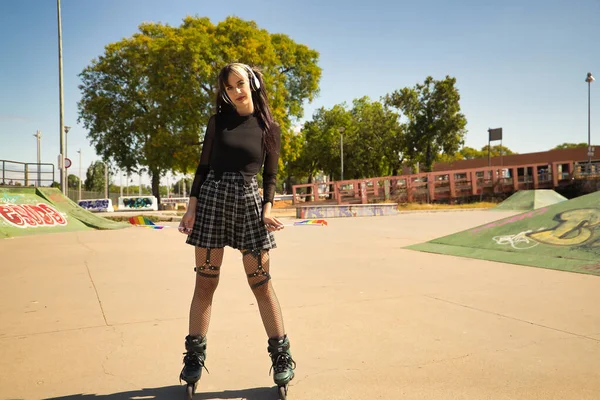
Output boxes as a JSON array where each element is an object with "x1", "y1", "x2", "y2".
[{"x1": 178, "y1": 210, "x2": 195, "y2": 235}]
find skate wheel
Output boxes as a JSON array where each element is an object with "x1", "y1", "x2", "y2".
[
  {"x1": 186, "y1": 382, "x2": 196, "y2": 399},
  {"x1": 278, "y1": 385, "x2": 288, "y2": 400}
]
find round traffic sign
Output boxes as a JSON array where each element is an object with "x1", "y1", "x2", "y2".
[{"x1": 65, "y1": 157, "x2": 72, "y2": 169}]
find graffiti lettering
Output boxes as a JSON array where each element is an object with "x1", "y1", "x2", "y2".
[
  {"x1": 0, "y1": 204, "x2": 24, "y2": 226},
  {"x1": 527, "y1": 209, "x2": 600, "y2": 247},
  {"x1": 299, "y1": 205, "x2": 397, "y2": 219},
  {"x1": 39, "y1": 203, "x2": 67, "y2": 225},
  {"x1": 492, "y1": 230, "x2": 540, "y2": 250},
  {"x1": 0, "y1": 203, "x2": 67, "y2": 228},
  {"x1": 24, "y1": 206, "x2": 45, "y2": 225},
  {"x1": 11, "y1": 204, "x2": 38, "y2": 226},
  {"x1": 79, "y1": 199, "x2": 110, "y2": 211},
  {"x1": 0, "y1": 193, "x2": 21, "y2": 204},
  {"x1": 28, "y1": 205, "x2": 57, "y2": 225},
  {"x1": 307, "y1": 208, "x2": 324, "y2": 218},
  {"x1": 122, "y1": 197, "x2": 154, "y2": 209},
  {"x1": 471, "y1": 207, "x2": 549, "y2": 234},
  {"x1": 339, "y1": 207, "x2": 353, "y2": 217}
]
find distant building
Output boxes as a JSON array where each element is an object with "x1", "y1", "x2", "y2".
[{"x1": 433, "y1": 146, "x2": 597, "y2": 172}]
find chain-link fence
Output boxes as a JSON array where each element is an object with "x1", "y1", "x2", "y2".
[{"x1": 65, "y1": 189, "x2": 123, "y2": 206}]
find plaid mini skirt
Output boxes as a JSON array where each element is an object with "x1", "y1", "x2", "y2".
[{"x1": 185, "y1": 171, "x2": 276, "y2": 250}]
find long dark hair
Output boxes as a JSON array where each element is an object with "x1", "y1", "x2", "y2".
[{"x1": 216, "y1": 63, "x2": 277, "y2": 153}]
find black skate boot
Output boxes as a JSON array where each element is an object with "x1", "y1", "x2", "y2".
[
  {"x1": 180, "y1": 335, "x2": 208, "y2": 399},
  {"x1": 268, "y1": 335, "x2": 296, "y2": 399}
]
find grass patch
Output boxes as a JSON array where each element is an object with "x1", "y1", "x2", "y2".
[
  {"x1": 397, "y1": 202, "x2": 497, "y2": 211},
  {"x1": 274, "y1": 198, "x2": 498, "y2": 211},
  {"x1": 103, "y1": 214, "x2": 180, "y2": 222},
  {"x1": 273, "y1": 200, "x2": 294, "y2": 209}
]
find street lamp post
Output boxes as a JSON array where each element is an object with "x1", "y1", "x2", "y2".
[
  {"x1": 585, "y1": 72, "x2": 595, "y2": 173},
  {"x1": 57, "y1": 0, "x2": 67, "y2": 194},
  {"x1": 339, "y1": 127, "x2": 345, "y2": 181},
  {"x1": 33, "y1": 130, "x2": 42, "y2": 187},
  {"x1": 138, "y1": 168, "x2": 146, "y2": 196},
  {"x1": 104, "y1": 162, "x2": 109, "y2": 199},
  {"x1": 77, "y1": 149, "x2": 82, "y2": 201},
  {"x1": 64, "y1": 125, "x2": 71, "y2": 160}
]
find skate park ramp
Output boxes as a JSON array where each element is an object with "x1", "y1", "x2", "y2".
[
  {"x1": 406, "y1": 191, "x2": 600, "y2": 276},
  {"x1": 0, "y1": 187, "x2": 128, "y2": 239},
  {"x1": 492, "y1": 189, "x2": 567, "y2": 211}
]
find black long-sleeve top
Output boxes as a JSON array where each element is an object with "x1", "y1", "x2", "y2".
[{"x1": 189, "y1": 111, "x2": 281, "y2": 205}]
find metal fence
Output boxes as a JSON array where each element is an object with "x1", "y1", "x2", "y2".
[
  {"x1": 0, "y1": 160, "x2": 55, "y2": 187},
  {"x1": 574, "y1": 161, "x2": 600, "y2": 177},
  {"x1": 65, "y1": 190, "x2": 122, "y2": 205}
]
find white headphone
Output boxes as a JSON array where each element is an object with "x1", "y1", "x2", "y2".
[{"x1": 246, "y1": 65, "x2": 261, "y2": 91}]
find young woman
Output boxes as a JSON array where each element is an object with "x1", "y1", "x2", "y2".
[{"x1": 178, "y1": 63, "x2": 295, "y2": 398}]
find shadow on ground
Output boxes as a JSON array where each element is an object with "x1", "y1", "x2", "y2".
[{"x1": 43, "y1": 385, "x2": 278, "y2": 400}]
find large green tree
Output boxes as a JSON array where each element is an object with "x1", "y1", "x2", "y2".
[
  {"x1": 437, "y1": 145, "x2": 516, "y2": 163},
  {"x1": 292, "y1": 97, "x2": 404, "y2": 181},
  {"x1": 480, "y1": 144, "x2": 515, "y2": 158},
  {"x1": 67, "y1": 174, "x2": 80, "y2": 189},
  {"x1": 171, "y1": 177, "x2": 193, "y2": 196},
  {"x1": 348, "y1": 97, "x2": 405, "y2": 177},
  {"x1": 385, "y1": 76, "x2": 467, "y2": 172},
  {"x1": 459, "y1": 146, "x2": 484, "y2": 160},
  {"x1": 552, "y1": 142, "x2": 588, "y2": 150},
  {"x1": 292, "y1": 104, "x2": 352, "y2": 183},
  {"x1": 77, "y1": 16, "x2": 321, "y2": 201},
  {"x1": 84, "y1": 161, "x2": 109, "y2": 192}
]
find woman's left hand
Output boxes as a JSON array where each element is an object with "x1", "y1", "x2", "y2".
[{"x1": 263, "y1": 214, "x2": 284, "y2": 232}]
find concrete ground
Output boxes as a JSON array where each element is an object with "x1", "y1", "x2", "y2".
[
  {"x1": 106, "y1": 206, "x2": 296, "y2": 220},
  {"x1": 1, "y1": 210, "x2": 599, "y2": 400}
]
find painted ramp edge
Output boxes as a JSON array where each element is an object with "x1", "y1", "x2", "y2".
[
  {"x1": 0, "y1": 187, "x2": 92, "y2": 238},
  {"x1": 492, "y1": 190, "x2": 568, "y2": 211},
  {"x1": 0, "y1": 187, "x2": 129, "y2": 238},
  {"x1": 405, "y1": 191, "x2": 600, "y2": 277},
  {"x1": 36, "y1": 188, "x2": 129, "y2": 230},
  {"x1": 406, "y1": 242, "x2": 600, "y2": 276}
]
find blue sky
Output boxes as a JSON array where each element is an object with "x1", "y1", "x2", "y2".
[{"x1": 1, "y1": 0, "x2": 599, "y2": 185}]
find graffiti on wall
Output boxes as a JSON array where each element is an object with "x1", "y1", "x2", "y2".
[
  {"x1": 119, "y1": 196, "x2": 157, "y2": 211},
  {"x1": 490, "y1": 208, "x2": 600, "y2": 250},
  {"x1": 1, "y1": 193, "x2": 21, "y2": 204},
  {"x1": 78, "y1": 199, "x2": 113, "y2": 212},
  {"x1": 492, "y1": 230, "x2": 540, "y2": 249},
  {"x1": 526, "y1": 208, "x2": 600, "y2": 248},
  {"x1": 0, "y1": 203, "x2": 67, "y2": 228},
  {"x1": 299, "y1": 204, "x2": 398, "y2": 219}
]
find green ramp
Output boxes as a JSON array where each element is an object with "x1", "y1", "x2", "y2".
[
  {"x1": 406, "y1": 191, "x2": 600, "y2": 276},
  {"x1": 36, "y1": 188, "x2": 127, "y2": 230},
  {"x1": 492, "y1": 189, "x2": 567, "y2": 211},
  {"x1": 0, "y1": 187, "x2": 128, "y2": 239}
]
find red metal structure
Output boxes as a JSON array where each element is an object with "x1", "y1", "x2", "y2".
[{"x1": 292, "y1": 148, "x2": 599, "y2": 205}]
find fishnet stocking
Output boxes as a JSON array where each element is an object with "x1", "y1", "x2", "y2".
[
  {"x1": 188, "y1": 247, "x2": 224, "y2": 337},
  {"x1": 241, "y1": 249, "x2": 285, "y2": 338}
]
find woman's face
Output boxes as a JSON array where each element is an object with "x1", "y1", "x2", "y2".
[{"x1": 224, "y1": 70, "x2": 253, "y2": 108}]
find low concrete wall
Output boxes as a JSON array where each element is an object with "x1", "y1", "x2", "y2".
[
  {"x1": 296, "y1": 203, "x2": 398, "y2": 219},
  {"x1": 118, "y1": 196, "x2": 158, "y2": 211}
]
